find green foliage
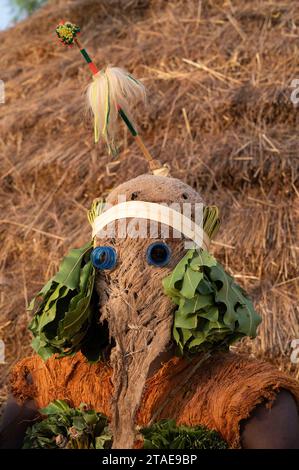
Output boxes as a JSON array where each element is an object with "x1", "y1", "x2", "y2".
[
  {"x1": 141, "y1": 419, "x2": 228, "y2": 449},
  {"x1": 23, "y1": 400, "x2": 112, "y2": 449},
  {"x1": 10, "y1": 0, "x2": 47, "y2": 19},
  {"x1": 28, "y1": 241, "x2": 108, "y2": 362},
  {"x1": 23, "y1": 402, "x2": 227, "y2": 450},
  {"x1": 163, "y1": 249, "x2": 261, "y2": 354}
]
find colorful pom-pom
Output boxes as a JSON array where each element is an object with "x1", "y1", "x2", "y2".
[{"x1": 56, "y1": 21, "x2": 80, "y2": 46}]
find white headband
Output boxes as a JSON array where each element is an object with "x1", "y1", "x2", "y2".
[{"x1": 92, "y1": 201, "x2": 210, "y2": 250}]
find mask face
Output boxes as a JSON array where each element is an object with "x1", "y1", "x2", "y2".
[{"x1": 93, "y1": 175, "x2": 205, "y2": 368}]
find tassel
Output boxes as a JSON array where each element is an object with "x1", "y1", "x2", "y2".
[{"x1": 87, "y1": 66, "x2": 146, "y2": 155}]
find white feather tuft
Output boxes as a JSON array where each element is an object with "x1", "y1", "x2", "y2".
[{"x1": 86, "y1": 66, "x2": 146, "y2": 155}]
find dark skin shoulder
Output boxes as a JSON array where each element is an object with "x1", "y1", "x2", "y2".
[
  {"x1": 0, "y1": 396, "x2": 39, "y2": 449},
  {"x1": 241, "y1": 389, "x2": 299, "y2": 449}
]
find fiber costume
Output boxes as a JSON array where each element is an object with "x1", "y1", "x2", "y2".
[
  {"x1": 3, "y1": 23, "x2": 299, "y2": 449},
  {"x1": 8, "y1": 174, "x2": 299, "y2": 449}
]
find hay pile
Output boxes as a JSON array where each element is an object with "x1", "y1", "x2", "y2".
[{"x1": 0, "y1": 0, "x2": 298, "y2": 409}]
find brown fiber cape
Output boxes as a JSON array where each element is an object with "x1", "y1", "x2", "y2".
[{"x1": 10, "y1": 351, "x2": 299, "y2": 448}]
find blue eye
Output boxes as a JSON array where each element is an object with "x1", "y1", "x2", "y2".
[
  {"x1": 146, "y1": 242, "x2": 171, "y2": 267},
  {"x1": 91, "y1": 246, "x2": 117, "y2": 270}
]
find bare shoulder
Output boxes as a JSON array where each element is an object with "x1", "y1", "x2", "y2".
[
  {"x1": 241, "y1": 389, "x2": 299, "y2": 449},
  {"x1": 0, "y1": 396, "x2": 38, "y2": 448}
]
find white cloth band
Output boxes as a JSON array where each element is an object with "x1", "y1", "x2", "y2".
[{"x1": 92, "y1": 201, "x2": 210, "y2": 250}]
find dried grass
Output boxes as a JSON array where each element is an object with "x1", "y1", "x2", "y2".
[{"x1": 0, "y1": 0, "x2": 298, "y2": 409}]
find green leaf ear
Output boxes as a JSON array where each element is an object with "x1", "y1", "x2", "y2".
[
  {"x1": 163, "y1": 249, "x2": 262, "y2": 355},
  {"x1": 28, "y1": 240, "x2": 108, "y2": 362}
]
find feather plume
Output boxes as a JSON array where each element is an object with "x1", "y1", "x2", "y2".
[{"x1": 87, "y1": 66, "x2": 146, "y2": 155}]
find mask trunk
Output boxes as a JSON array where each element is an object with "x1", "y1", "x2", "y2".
[{"x1": 105, "y1": 293, "x2": 173, "y2": 448}]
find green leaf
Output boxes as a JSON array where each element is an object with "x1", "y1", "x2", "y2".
[
  {"x1": 190, "y1": 250, "x2": 217, "y2": 270},
  {"x1": 180, "y1": 267, "x2": 203, "y2": 299},
  {"x1": 82, "y1": 411, "x2": 99, "y2": 426},
  {"x1": 197, "y1": 278, "x2": 214, "y2": 295},
  {"x1": 209, "y1": 264, "x2": 239, "y2": 328},
  {"x1": 205, "y1": 321, "x2": 232, "y2": 332},
  {"x1": 40, "y1": 400, "x2": 72, "y2": 415},
  {"x1": 235, "y1": 300, "x2": 262, "y2": 337},
  {"x1": 198, "y1": 306, "x2": 219, "y2": 322},
  {"x1": 73, "y1": 416, "x2": 86, "y2": 431},
  {"x1": 179, "y1": 294, "x2": 213, "y2": 315},
  {"x1": 58, "y1": 264, "x2": 95, "y2": 337},
  {"x1": 27, "y1": 278, "x2": 55, "y2": 311},
  {"x1": 37, "y1": 285, "x2": 69, "y2": 331},
  {"x1": 172, "y1": 325, "x2": 180, "y2": 344},
  {"x1": 95, "y1": 434, "x2": 112, "y2": 449},
  {"x1": 181, "y1": 328, "x2": 192, "y2": 343},
  {"x1": 188, "y1": 333, "x2": 206, "y2": 348},
  {"x1": 162, "y1": 250, "x2": 195, "y2": 293},
  {"x1": 53, "y1": 242, "x2": 93, "y2": 290},
  {"x1": 31, "y1": 341, "x2": 55, "y2": 361},
  {"x1": 174, "y1": 310, "x2": 197, "y2": 329}
]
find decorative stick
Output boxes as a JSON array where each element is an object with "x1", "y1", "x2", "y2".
[{"x1": 55, "y1": 21, "x2": 159, "y2": 170}]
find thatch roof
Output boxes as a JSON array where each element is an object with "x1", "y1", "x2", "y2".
[{"x1": 0, "y1": 0, "x2": 298, "y2": 407}]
